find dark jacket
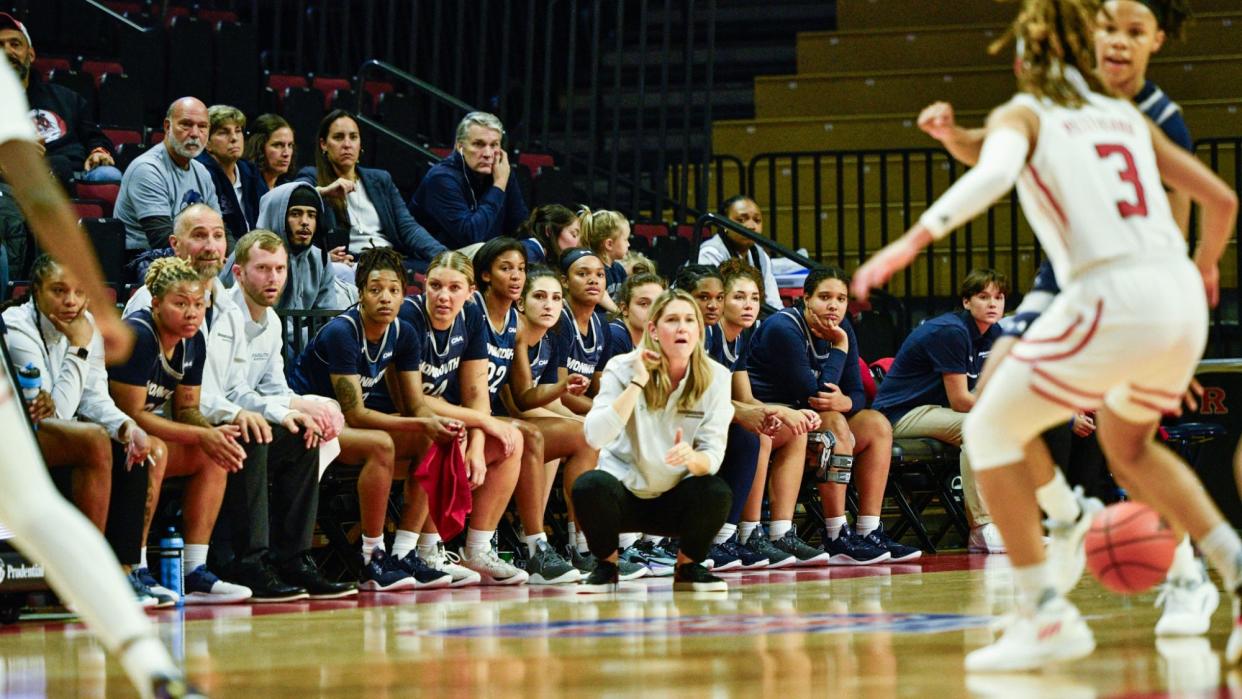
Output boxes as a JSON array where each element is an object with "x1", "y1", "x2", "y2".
[
  {"x1": 295, "y1": 166, "x2": 445, "y2": 263},
  {"x1": 409, "y1": 150, "x2": 529, "y2": 249},
  {"x1": 196, "y1": 154, "x2": 266, "y2": 239},
  {"x1": 25, "y1": 72, "x2": 113, "y2": 168}
]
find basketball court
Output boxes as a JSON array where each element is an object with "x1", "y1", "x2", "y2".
[{"x1": 0, "y1": 554, "x2": 1228, "y2": 697}]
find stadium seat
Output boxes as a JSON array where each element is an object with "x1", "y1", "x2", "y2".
[
  {"x1": 214, "y1": 22, "x2": 260, "y2": 117},
  {"x1": 82, "y1": 218, "x2": 126, "y2": 285},
  {"x1": 197, "y1": 8, "x2": 240, "y2": 26},
  {"x1": 72, "y1": 200, "x2": 105, "y2": 220},
  {"x1": 98, "y1": 73, "x2": 144, "y2": 129},
  {"x1": 518, "y1": 152, "x2": 555, "y2": 175},
  {"x1": 114, "y1": 142, "x2": 149, "y2": 172},
  {"x1": 80, "y1": 60, "x2": 124, "y2": 88},
  {"x1": 102, "y1": 128, "x2": 142, "y2": 148},
  {"x1": 312, "y1": 76, "x2": 352, "y2": 109},
  {"x1": 631, "y1": 222, "x2": 668, "y2": 246},
  {"x1": 49, "y1": 69, "x2": 95, "y2": 114},
  {"x1": 31, "y1": 56, "x2": 70, "y2": 81},
  {"x1": 74, "y1": 184, "x2": 119, "y2": 217},
  {"x1": 167, "y1": 16, "x2": 213, "y2": 105},
  {"x1": 377, "y1": 92, "x2": 417, "y2": 132}
]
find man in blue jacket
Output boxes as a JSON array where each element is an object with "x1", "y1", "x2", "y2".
[{"x1": 410, "y1": 111, "x2": 529, "y2": 251}]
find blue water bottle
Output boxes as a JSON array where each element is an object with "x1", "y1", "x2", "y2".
[
  {"x1": 17, "y1": 363, "x2": 40, "y2": 430},
  {"x1": 159, "y1": 527, "x2": 184, "y2": 604}
]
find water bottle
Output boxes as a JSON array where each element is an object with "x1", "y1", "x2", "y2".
[
  {"x1": 158, "y1": 527, "x2": 184, "y2": 604},
  {"x1": 17, "y1": 363, "x2": 40, "y2": 430}
]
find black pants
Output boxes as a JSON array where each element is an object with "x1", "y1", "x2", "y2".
[
  {"x1": 717, "y1": 423, "x2": 760, "y2": 526},
  {"x1": 104, "y1": 442, "x2": 148, "y2": 566},
  {"x1": 1042, "y1": 422, "x2": 1115, "y2": 502},
  {"x1": 210, "y1": 425, "x2": 320, "y2": 569},
  {"x1": 572, "y1": 470, "x2": 732, "y2": 563}
]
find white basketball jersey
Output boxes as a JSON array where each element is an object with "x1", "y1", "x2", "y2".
[{"x1": 1009, "y1": 90, "x2": 1186, "y2": 283}]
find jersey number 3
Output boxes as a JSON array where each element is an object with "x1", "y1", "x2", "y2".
[{"x1": 1095, "y1": 143, "x2": 1148, "y2": 218}]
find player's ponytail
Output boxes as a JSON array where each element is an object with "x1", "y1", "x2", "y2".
[{"x1": 989, "y1": 0, "x2": 1108, "y2": 108}]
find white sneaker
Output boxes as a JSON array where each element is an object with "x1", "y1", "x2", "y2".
[
  {"x1": 460, "y1": 547, "x2": 531, "y2": 586},
  {"x1": 422, "y1": 545, "x2": 482, "y2": 588},
  {"x1": 1226, "y1": 592, "x2": 1242, "y2": 665},
  {"x1": 182, "y1": 565, "x2": 252, "y2": 605},
  {"x1": 1045, "y1": 489, "x2": 1104, "y2": 594},
  {"x1": 968, "y1": 524, "x2": 1006, "y2": 554},
  {"x1": 1157, "y1": 637, "x2": 1220, "y2": 695},
  {"x1": 1155, "y1": 568, "x2": 1219, "y2": 636},
  {"x1": 965, "y1": 596, "x2": 1095, "y2": 672}
]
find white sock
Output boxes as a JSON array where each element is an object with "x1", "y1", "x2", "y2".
[
  {"x1": 416, "y1": 532, "x2": 441, "y2": 559},
  {"x1": 739, "y1": 521, "x2": 760, "y2": 544},
  {"x1": 619, "y1": 532, "x2": 640, "y2": 550},
  {"x1": 1198, "y1": 522, "x2": 1242, "y2": 591},
  {"x1": 524, "y1": 532, "x2": 548, "y2": 557},
  {"x1": 568, "y1": 522, "x2": 589, "y2": 554},
  {"x1": 856, "y1": 515, "x2": 880, "y2": 537},
  {"x1": 465, "y1": 529, "x2": 494, "y2": 556},
  {"x1": 1035, "y1": 469, "x2": 1081, "y2": 524},
  {"x1": 769, "y1": 520, "x2": 792, "y2": 541},
  {"x1": 183, "y1": 544, "x2": 208, "y2": 573},
  {"x1": 139, "y1": 547, "x2": 149, "y2": 570},
  {"x1": 1012, "y1": 561, "x2": 1053, "y2": 613},
  {"x1": 1166, "y1": 535, "x2": 1201, "y2": 582},
  {"x1": 119, "y1": 635, "x2": 179, "y2": 694},
  {"x1": 643, "y1": 534, "x2": 663, "y2": 544},
  {"x1": 361, "y1": 535, "x2": 385, "y2": 563},
  {"x1": 824, "y1": 516, "x2": 847, "y2": 541},
  {"x1": 391, "y1": 530, "x2": 419, "y2": 559},
  {"x1": 714, "y1": 523, "x2": 737, "y2": 545}
]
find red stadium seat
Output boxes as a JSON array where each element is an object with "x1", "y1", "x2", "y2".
[
  {"x1": 148, "y1": 130, "x2": 164, "y2": 145},
  {"x1": 778, "y1": 287, "x2": 803, "y2": 306},
  {"x1": 31, "y1": 56, "x2": 70, "y2": 81},
  {"x1": 102, "y1": 128, "x2": 142, "y2": 147},
  {"x1": 74, "y1": 184, "x2": 119, "y2": 217},
  {"x1": 81, "y1": 60, "x2": 124, "y2": 88},
  {"x1": 73, "y1": 201, "x2": 105, "y2": 219},
  {"x1": 361, "y1": 80, "x2": 394, "y2": 107},
  {"x1": 631, "y1": 222, "x2": 667, "y2": 244},
  {"x1": 312, "y1": 76, "x2": 352, "y2": 109},
  {"x1": 8, "y1": 283, "x2": 28, "y2": 300},
  {"x1": 518, "y1": 153, "x2": 555, "y2": 175},
  {"x1": 859, "y1": 357, "x2": 878, "y2": 405},
  {"x1": 197, "y1": 8, "x2": 239, "y2": 26},
  {"x1": 429, "y1": 147, "x2": 451, "y2": 160}
]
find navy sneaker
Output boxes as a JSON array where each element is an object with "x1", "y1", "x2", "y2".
[
  {"x1": 182, "y1": 565, "x2": 252, "y2": 605},
  {"x1": 133, "y1": 566, "x2": 180, "y2": 605},
  {"x1": 705, "y1": 540, "x2": 743, "y2": 571},
  {"x1": 863, "y1": 522, "x2": 922, "y2": 562},
  {"x1": 572, "y1": 545, "x2": 648, "y2": 580},
  {"x1": 358, "y1": 549, "x2": 418, "y2": 592},
  {"x1": 396, "y1": 550, "x2": 453, "y2": 589},
  {"x1": 128, "y1": 569, "x2": 175, "y2": 608},
  {"x1": 716, "y1": 533, "x2": 768, "y2": 570},
  {"x1": 824, "y1": 524, "x2": 891, "y2": 565},
  {"x1": 742, "y1": 527, "x2": 797, "y2": 569},
  {"x1": 771, "y1": 528, "x2": 831, "y2": 567}
]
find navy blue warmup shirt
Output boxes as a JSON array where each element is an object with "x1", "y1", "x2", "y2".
[
  {"x1": 872, "y1": 310, "x2": 1001, "y2": 425},
  {"x1": 605, "y1": 261, "x2": 627, "y2": 301},
  {"x1": 709, "y1": 325, "x2": 756, "y2": 373},
  {"x1": 1137, "y1": 80, "x2": 1193, "y2": 152},
  {"x1": 526, "y1": 334, "x2": 561, "y2": 387},
  {"x1": 746, "y1": 307, "x2": 865, "y2": 411},
  {"x1": 554, "y1": 307, "x2": 612, "y2": 378},
  {"x1": 607, "y1": 318, "x2": 634, "y2": 355},
  {"x1": 109, "y1": 309, "x2": 207, "y2": 413},
  {"x1": 289, "y1": 308, "x2": 422, "y2": 410},
  {"x1": 470, "y1": 290, "x2": 519, "y2": 415},
  {"x1": 703, "y1": 324, "x2": 723, "y2": 364},
  {"x1": 399, "y1": 295, "x2": 488, "y2": 404},
  {"x1": 521, "y1": 238, "x2": 547, "y2": 265}
]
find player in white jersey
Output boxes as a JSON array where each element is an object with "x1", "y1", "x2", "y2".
[
  {"x1": 0, "y1": 59, "x2": 202, "y2": 697},
  {"x1": 852, "y1": 0, "x2": 1240, "y2": 673}
]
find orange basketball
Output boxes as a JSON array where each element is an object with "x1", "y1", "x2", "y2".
[{"x1": 1084, "y1": 501, "x2": 1177, "y2": 594}]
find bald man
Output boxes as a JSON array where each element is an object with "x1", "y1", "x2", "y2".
[{"x1": 116, "y1": 97, "x2": 221, "y2": 254}]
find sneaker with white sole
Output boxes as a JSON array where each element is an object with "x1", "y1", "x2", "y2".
[
  {"x1": 968, "y1": 523, "x2": 1007, "y2": 554},
  {"x1": 1155, "y1": 566, "x2": 1219, "y2": 636},
  {"x1": 965, "y1": 595, "x2": 1095, "y2": 672},
  {"x1": 133, "y1": 567, "x2": 181, "y2": 605},
  {"x1": 1045, "y1": 488, "x2": 1104, "y2": 593},
  {"x1": 570, "y1": 546, "x2": 648, "y2": 581},
  {"x1": 742, "y1": 527, "x2": 796, "y2": 569},
  {"x1": 771, "y1": 528, "x2": 830, "y2": 567},
  {"x1": 621, "y1": 544, "x2": 674, "y2": 576},
  {"x1": 672, "y1": 563, "x2": 728, "y2": 592},
  {"x1": 525, "y1": 540, "x2": 581, "y2": 585},
  {"x1": 1226, "y1": 588, "x2": 1242, "y2": 665},
  {"x1": 460, "y1": 547, "x2": 530, "y2": 586},
  {"x1": 182, "y1": 565, "x2": 252, "y2": 605},
  {"x1": 630, "y1": 538, "x2": 678, "y2": 577},
  {"x1": 422, "y1": 544, "x2": 482, "y2": 587},
  {"x1": 824, "y1": 525, "x2": 890, "y2": 565}
]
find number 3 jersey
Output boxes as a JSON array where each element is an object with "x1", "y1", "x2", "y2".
[{"x1": 1008, "y1": 85, "x2": 1186, "y2": 285}]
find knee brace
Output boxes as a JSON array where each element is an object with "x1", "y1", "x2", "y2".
[{"x1": 808, "y1": 430, "x2": 853, "y2": 484}]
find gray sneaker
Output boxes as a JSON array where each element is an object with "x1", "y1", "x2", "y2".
[
  {"x1": 568, "y1": 545, "x2": 648, "y2": 581},
  {"x1": 526, "y1": 540, "x2": 582, "y2": 585},
  {"x1": 772, "y1": 528, "x2": 831, "y2": 566},
  {"x1": 743, "y1": 528, "x2": 797, "y2": 569}
]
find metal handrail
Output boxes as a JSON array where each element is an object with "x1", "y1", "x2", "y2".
[
  {"x1": 355, "y1": 59, "x2": 475, "y2": 118},
  {"x1": 82, "y1": 0, "x2": 153, "y2": 33},
  {"x1": 692, "y1": 212, "x2": 822, "y2": 274}
]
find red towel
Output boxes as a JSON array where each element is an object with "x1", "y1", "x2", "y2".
[{"x1": 413, "y1": 439, "x2": 472, "y2": 541}]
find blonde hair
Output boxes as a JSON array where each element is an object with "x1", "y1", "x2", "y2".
[
  {"x1": 145, "y1": 256, "x2": 202, "y2": 298},
  {"x1": 234, "y1": 229, "x2": 285, "y2": 266},
  {"x1": 426, "y1": 250, "x2": 475, "y2": 286},
  {"x1": 207, "y1": 104, "x2": 246, "y2": 134},
  {"x1": 639, "y1": 289, "x2": 714, "y2": 412},
  {"x1": 621, "y1": 250, "x2": 656, "y2": 276},
  {"x1": 579, "y1": 207, "x2": 628, "y2": 255},
  {"x1": 989, "y1": 0, "x2": 1108, "y2": 108}
]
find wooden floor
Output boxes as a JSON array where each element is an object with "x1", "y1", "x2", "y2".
[{"x1": 0, "y1": 554, "x2": 1234, "y2": 698}]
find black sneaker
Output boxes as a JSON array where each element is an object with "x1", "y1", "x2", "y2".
[
  {"x1": 672, "y1": 563, "x2": 728, "y2": 592},
  {"x1": 152, "y1": 673, "x2": 208, "y2": 698},
  {"x1": 717, "y1": 533, "x2": 769, "y2": 570},
  {"x1": 572, "y1": 545, "x2": 648, "y2": 580},
  {"x1": 278, "y1": 553, "x2": 359, "y2": 599},
  {"x1": 824, "y1": 524, "x2": 891, "y2": 565},
  {"x1": 742, "y1": 527, "x2": 797, "y2": 569},
  {"x1": 224, "y1": 561, "x2": 309, "y2": 603},
  {"x1": 772, "y1": 528, "x2": 831, "y2": 567},
  {"x1": 705, "y1": 540, "x2": 743, "y2": 571},
  {"x1": 396, "y1": 550, "x2": 453, "y2": 589},
  {"x1": 358, "y1": 549, "x2": 417, "y2": 592},
  {"x1": 577, "y1": 559, "x2": 620, "y2": 594},
  {"x1": 862, "y1": 522, "x2": 922, "y2": 562}
]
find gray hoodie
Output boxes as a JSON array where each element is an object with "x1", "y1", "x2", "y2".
[{"x1": 221, "y1": 181, "x2": 341, "y2": 311}]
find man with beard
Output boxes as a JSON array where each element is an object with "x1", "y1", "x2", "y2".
[
  {"x1": 199, "y1": 229, "x2": 357, "y2": 600},
  {"x1": 221, "y1": 182, "x2": 342, "y2": 311},
  {"x1": 116, "y1": 98, "x2": 220, "y2": 255},
  {"x1": 0, "y1": 13, "x2": 120, "y2": 187}
]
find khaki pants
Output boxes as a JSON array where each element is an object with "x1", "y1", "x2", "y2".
[{"x1": 891, "y1": 405, "x2": 989, "y2": 527}]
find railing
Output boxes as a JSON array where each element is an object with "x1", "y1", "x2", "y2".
[
  {"x1": 80, "y1": 1, "x2": 166, "y2": 121},
  {"x1": 246, "y1": 0, "x2": 718, "y2": 220}
]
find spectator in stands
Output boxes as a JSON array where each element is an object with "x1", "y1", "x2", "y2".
[
  {"x1": 197, "y1": 105, "x2": 265, "y2": 239},
  {"x1": 517, "y1": 204, "x2": 580, "y2": 268},
  {"x1": 872, "y1": 269, "x2": 1007, "y2": 553},
  {"x1": 410, "y1": 111, "x2": 529, "y2": 251},
  {"x1": 581, "y1": 207, "x2": 630, "y2": 311},
  {"x1": 296, "y1": 110, "x2": 444, "y2": 272},
  {"x1": 115, "y1": 97, "x2": 220, "y2": 255},
  {"x1": 699, "y1": 196, "x2": 782, "y2": 309},
  {"x1": 0, "y1": 13, "x2": 121, "y2": 187},
  {"x1": 108, "y1": 256, "x2": 252, "y2": 605},
  {"x1": 201, "y1": 230, "x2": 356, "y2": 601},
  {"x1": 244, "y1": 113, "x2": 296, "y2": 192},
  {"x1": 0, "y1": 182, "x2": 31, "y2": 289},
  {"x1": 125, "y1": 205, "x2": 234, "y2": 330},
  {"x1": 222, "y1": 182, "x2": 343, "y2": 311}
]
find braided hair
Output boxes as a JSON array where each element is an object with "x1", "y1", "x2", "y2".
[
  {"x1": 145, "y1": 256, "x2": 202, "y2": 298},
  {"x1": 990, "y1": 0, "x2": 1109, "y2": 107},
  {"x1": 353, "y1": 247, "x2": 407, "y2": 291}
]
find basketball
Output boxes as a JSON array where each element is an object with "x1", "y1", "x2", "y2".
[{"x1": 1085, "y1": 502, "x2": 1178, "y2": 594}]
